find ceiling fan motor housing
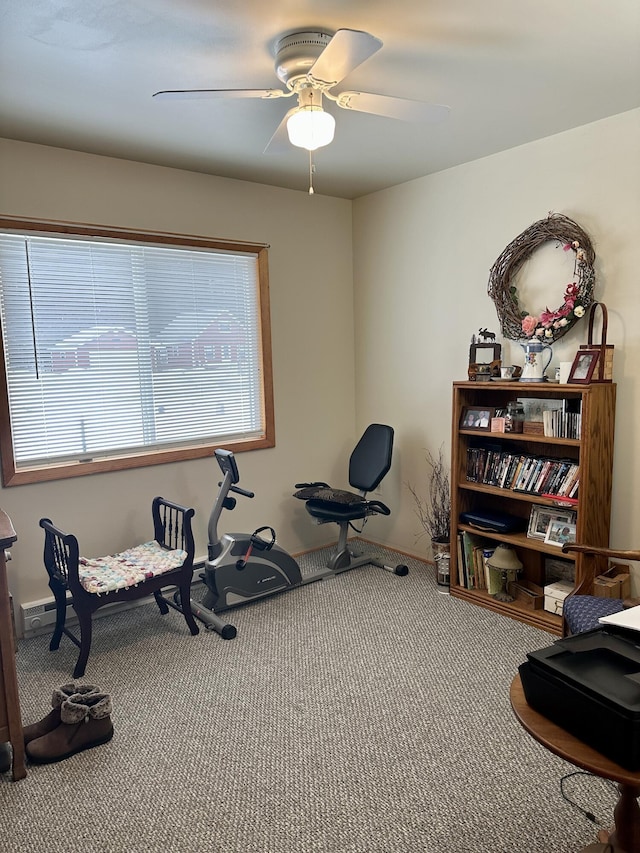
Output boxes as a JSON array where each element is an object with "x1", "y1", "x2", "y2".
[{"x1": 275, "y1": 31, "x2": 333, "y2": 89}]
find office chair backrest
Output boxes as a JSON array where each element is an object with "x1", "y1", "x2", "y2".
[{"x1": 348, "y1": 424, "x2": 394, "y2": 493}]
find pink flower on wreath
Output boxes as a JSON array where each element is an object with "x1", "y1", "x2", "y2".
[
  {"x1": 565, "y1": 282, "x2": 579, "y2": 298},
  {"x1": 521, "y1": 315, "x2": 538, "y2": 336},
  {"x1": 540, "y1": 308, "x2": 557, "y2": 327}
]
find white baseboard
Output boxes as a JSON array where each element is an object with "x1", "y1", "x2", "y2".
[{"x1": 19, "y1": 558, "x2": 207, "y2": 639}]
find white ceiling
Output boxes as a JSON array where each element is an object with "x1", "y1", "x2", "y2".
[{"x1": 2, "y1": 0, "x2": 639, "y2": 199}]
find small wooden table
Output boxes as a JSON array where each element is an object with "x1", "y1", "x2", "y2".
[{"x1": 511, "y1": 674, "x2": 640, "y2": 853}]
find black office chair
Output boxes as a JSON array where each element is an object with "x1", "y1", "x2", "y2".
[{"x1": 294, "y1": 424, "x2": 408, "y2": 575}]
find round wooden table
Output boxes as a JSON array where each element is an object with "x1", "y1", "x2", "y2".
[{"x1": 510, "y1": 674, "x2": 640, "y2": 853}]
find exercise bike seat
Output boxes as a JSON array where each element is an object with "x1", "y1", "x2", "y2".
[
  {"x1": 293, "y1": 424, "x2": 394, "y2": 524},
  {"x1": 304, "y1": 496, "x2": 390, "y2": 522},
  {"x1": 293, "y1": 484, "x2": 366, "y2": 507}
]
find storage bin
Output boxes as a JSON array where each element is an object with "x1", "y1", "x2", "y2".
[{"x1": 543, "y1": 580, "x2": 573, "y2": 615}]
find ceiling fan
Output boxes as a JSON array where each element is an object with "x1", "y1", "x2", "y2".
[{"x1": 153, "y1": 28, "x2": 450, "y2": 191}]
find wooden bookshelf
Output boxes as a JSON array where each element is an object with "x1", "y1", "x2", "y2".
[{"x1": 450, "y1": 381, "x2": 617, "y2": 634}]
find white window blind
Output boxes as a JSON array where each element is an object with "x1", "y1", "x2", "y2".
[{"x1": 0, "y1": 228, "x2": 269, "y2": 473}]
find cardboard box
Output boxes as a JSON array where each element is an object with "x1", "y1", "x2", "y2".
[
  {"x1": 544, "y1": 580, "x2": 574, "y2": 616},
  {"x1": 594, "y1": 576, "x2": 623, "y2": 598},
  {"x1": 509, "y1": 580, "x2": 544, "y2": 610},
  {"x1": 599, "y1": 564, "x2": 631, "y2": 600}
]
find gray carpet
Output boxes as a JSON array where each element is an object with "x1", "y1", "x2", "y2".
[{"x1": 1, "y1": 544, "x2": 617, "y2": 852}]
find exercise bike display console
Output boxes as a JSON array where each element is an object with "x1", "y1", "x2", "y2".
[{"x1": 185, "y1": 443, "x2": 407, "y2": 639}]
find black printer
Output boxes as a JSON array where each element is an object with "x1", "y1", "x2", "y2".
[{"x1": 519, "y1": 626, "x2": 640, "y2": 770}]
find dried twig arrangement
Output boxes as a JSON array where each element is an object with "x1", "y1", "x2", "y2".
[
  {"x1": 488, "y1": 212, "x2": 596, "y2": 342},
  {"x1": 407, "y1": 445, "x2": 451, "y2": 544}
]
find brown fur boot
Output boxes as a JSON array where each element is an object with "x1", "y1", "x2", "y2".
[
  {"x1": 23, "y1": 682, "x2": 100, "y2": 746},
  {"x1": 26, "y1": 691, "x2": 113, "y2": 764},
  {"x1": 0, "y1": 741, "x2": 11, "y2": 773}
]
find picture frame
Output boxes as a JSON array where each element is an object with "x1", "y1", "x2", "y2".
[
  {"x1": 490, "y1": 416, "x2": 506, "y2": 433},
  {"x1": 544, "y1": 520, "x2": 577, "y2": 548},
  {"x1": 469, "y1": 342, "x2": 501, "y2": 364},
  {"x1": 544, "y1": 555, "x2": 575, "y2": 585},
  {"x1": 527, "y1": 504, "x2": 576, "y2": 541},
  {"x1": 468, "y1": 341, "x2": 503, "y2": 382},
  {"x1": 568, "y1": 349, "x2": 599, "y2": 384},
  {"x1": 460, "y1": 406, "x2": 495, "y2": 431}
]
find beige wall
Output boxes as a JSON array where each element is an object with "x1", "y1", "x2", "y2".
[
  {"x1": 0, "y1": 139, "x2": 357, "y2": 612},
  {"x1": 353, "y1": 109, "x2": 640, "y2": 582},
  {"x1": 2, "y1": 107, "x2": 639, "y2": 614}
]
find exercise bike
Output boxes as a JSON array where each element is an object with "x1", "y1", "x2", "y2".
[{"x1": 185, "y1": 444, "x2": 407, "y2": 638}]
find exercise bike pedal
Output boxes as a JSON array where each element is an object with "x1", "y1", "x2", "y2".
[{"x1": 235, "y1": 526, "x2": 277, "y2": 569}]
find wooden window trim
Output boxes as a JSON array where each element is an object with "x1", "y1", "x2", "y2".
[{"x1": 0, "y1": 217, "x2": 275, "y2": 486}]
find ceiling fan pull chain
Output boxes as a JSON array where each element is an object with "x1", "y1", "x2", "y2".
[{"x1": 308, "y1": 150, "x2": 316, "y2": 195}]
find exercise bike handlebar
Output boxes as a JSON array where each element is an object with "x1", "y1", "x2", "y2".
[
  {"x1": 209, "y1": 460, "x2": 255, "y2": 546},
  {"x1": 229, "y1": 484, "x2": 255, "y2": 499}
]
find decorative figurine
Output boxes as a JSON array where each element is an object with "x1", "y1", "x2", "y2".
[{"x1": 478, "y1": 328, "x2": 497, "y2": 343}]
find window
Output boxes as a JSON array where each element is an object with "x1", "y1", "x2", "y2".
[{"x1": 0, "y1": 219, "x2": 274, "y2": 485}]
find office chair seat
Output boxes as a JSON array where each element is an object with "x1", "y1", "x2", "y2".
[
  {"x1": 293, "y1": 424, "x2": 399, "y2": 573},
  {"x1": 563, "y1": 595, "x2": 624, "y2": 635}
]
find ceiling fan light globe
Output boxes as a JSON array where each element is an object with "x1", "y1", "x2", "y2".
[{"x1": 286, "y1": 107, "x2": 335, "y2": 151}]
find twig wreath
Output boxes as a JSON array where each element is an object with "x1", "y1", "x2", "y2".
[{"x1": 488, "y1": 213, "x2": 596, "y2": 343}]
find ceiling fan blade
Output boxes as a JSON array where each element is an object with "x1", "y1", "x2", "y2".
[
  {"x1": 263, "y1": 108, "x2": 297, "y2": 155},
  {"x1": 308, "y1": 29, "x2": 382, "y2": 87},
  {"x1": 336, "y1": 91, "x2": 451, "y2": 123},
  {"x1": 152, "y1": 88, "x2": 289, "y2": 100}
]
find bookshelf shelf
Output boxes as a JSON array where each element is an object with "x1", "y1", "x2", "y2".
[
  {"x1": 458, "y1": 523, "x2": 579, "y2": 557},
  {"x1": 453, "y1": 586, "x2": 563, "y2": 633},
  {"x1": 458, "y1": 481, "x2": 578, "y2": 507},
  {"x1": 451, "y1": 381, "x2": 617, "y2": 634},
  {"x1": 460, "y1": 429, "x2": 580, "y2": 447}
]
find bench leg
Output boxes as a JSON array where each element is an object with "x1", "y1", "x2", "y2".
[
  {"x1": 177, "y1": 580, "x2": 200, "y2": 636},
  {"x1": 48, "y1": 581, "x2": 68, "y2": 652},
  {"x1": 154, "y1": 590, "x2": 169, "y2": 615},
  {"x1": 73, "y1": 607, "x2": 93, "y2": 679}
]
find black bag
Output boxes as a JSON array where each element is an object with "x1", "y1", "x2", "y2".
[{"x1": 459, "y1": 510, "x2": 527, "y2": 534}]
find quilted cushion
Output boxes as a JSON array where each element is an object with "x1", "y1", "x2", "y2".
[
  {"x1": 563, "y1": 594, "x2": 625, "y2": 635},
  {"x1": 79, "y1": 541, "x2": 187, "y2": 594},
  {"x1": 293, "y1": 486, "x2": 365, "y2": 506}
]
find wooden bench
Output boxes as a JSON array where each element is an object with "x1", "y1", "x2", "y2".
[{"x1": 40, "y1": 496, "x2": 199, "y2": 678}]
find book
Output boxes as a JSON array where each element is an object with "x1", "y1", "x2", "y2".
[
  {"x1": 457, "y1": 532, "x2": 467, "y2": 588},
  {"x1": 462, "y1": 531, "x2": 494, "y2": 589},
  {"x1": 482, "y1": 548, "x2": 496, "y2": 591},
  {"x1": 533, "y1": 460, "x2": 552, "y2": 493},
  {"x1": 514, "y1": 456, "x2": 536, "y2": 491}
]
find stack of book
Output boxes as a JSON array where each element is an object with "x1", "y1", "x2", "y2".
[
  {"x1": 542, "y1": 407, "x2": 582, "y2": 439},
  {"x1": 466, "y1": 445, "x2": 579, "y2": 499},
  {"x1": 456, "y1": 531, "x2": 502, "y2": 593}
]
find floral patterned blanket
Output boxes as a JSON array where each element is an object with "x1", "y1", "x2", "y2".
[{"x1": 79, "y1": 540, "x2": 187, "y2": 594}]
